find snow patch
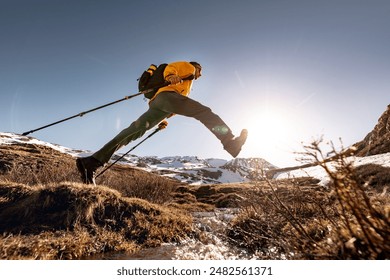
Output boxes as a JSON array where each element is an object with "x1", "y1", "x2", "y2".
[{"x1": 275, "y1": 152, "x2": 390, "y2": 186}]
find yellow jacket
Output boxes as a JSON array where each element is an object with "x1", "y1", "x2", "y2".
[{"x1": 154, "y1": 61, "x2": 196, "y2": 99}]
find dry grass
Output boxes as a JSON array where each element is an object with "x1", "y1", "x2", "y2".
[
  {"x1": 96, "y1": 164, "x2": 180, "y2": 205},
  {"x1": 0, "y1": 182, "x2": 193, "y2": 259},
  {"x1": 227, "y1": 182, "x2": 334, "y2": 259},
  {"x1": 0, "y1": 142, "x2": 180, "y2": 204},
  {"x1": 353, "y1": 164, "x2": 390, "y2": 193},
  {"x1": 1, "y1": 140, "x2": 389, "y2": 260},
  {"x1": 1, "y1": 227, "x2": 135, "y2": 260},
  {"x1": 0, "y1": 142, "x2": 195, "y2": 259},
  {"x1": 227, "y1": 140, "x2": 390, "y2": 259}
]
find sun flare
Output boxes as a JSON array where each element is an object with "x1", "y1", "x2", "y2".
[
  {"x1": 246, "y1": 110, "x2": 286, "y2": 147},
  {"x1": 238, "y1": 105, "x2": 302, "y2": 166}
]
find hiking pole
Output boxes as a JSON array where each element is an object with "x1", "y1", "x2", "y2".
[
  {"x1": 22, "y1": 92, "x2": 146, "y2": 136},
  {"x1": 21, "y1": 86, "x2": 164, "y2": 136},
  {"x1": 94, "y1": 120, "x2": 168, "y2": 179}
]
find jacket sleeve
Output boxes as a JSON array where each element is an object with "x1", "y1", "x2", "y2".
[{"x1": 164, "y1": 61, "x2": 195, "y2": 81}]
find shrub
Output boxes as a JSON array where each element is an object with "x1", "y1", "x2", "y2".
[{"x1": 228, "y1": 140, "x2": 390, "y2": 259}]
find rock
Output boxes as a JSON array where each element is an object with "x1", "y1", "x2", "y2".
[{"x1": 354, "y1": 104, "x2": 390, "y2": 156}]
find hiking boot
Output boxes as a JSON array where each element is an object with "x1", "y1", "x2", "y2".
[
  {"x1": 76, "y1": 156, "x2": 103, "y2": 184},
  {"x1": 223, "y1": 129, "x2": 248, "y2": 158}
]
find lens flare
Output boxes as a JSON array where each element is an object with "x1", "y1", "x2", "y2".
[{"x1": 238, "y1": 105, "x2": 301, "y2": 166}]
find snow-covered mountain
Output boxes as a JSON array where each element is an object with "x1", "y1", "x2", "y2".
[
  {"x1": 112, "y1": 154, "x2": 276, "y2": 185},
  {"x1": 0, "y1": 132, "x2": 276, "y2": 185}
]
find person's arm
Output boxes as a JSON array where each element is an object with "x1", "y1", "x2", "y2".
[{"x1": 164, "y1": 62, "x2": 195, "y2": 84}]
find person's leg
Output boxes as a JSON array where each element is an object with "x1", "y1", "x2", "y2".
[
  {"x1": 151, "y1": 91, "x2": 247, "y2": 157},
  {"x1": 76, "y1": 107, "x2": 169, "y2": 184},
  {"x1": 151, "y1": 91, "x2": 235, "y2": 142},
  {"x1": 92, "y1": 108, "x2": 169, "y2": 164}
]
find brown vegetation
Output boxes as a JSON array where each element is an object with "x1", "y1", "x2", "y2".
[
  {"x1": 1, "y1": 138, "x2": 389, "y2": 260},
  {"x1": 227, "y1": 141, "x2": 390, "y2": 259},
  {"x1": 0, "y1": 141, "x2": 194, "y2": 259},
  {"x1": 0, "y1": 182, "x2": 193, "y2": 259}
]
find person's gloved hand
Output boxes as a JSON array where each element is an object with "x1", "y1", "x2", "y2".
[
  {"x1": 166, "y1": 75, "x2": 182, "y2": 85},
  {"x1": 158, "y1": 120, "x2": 168, "y2": 130}
]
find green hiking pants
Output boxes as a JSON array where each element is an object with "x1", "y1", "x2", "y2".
[{"x1": 92, "y1": 91, "x2": 234, "y2": 164}]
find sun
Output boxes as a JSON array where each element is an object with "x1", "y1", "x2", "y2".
[
  {"x1": 245, "y1": 109, "x2": 286, "y2": 147},
  {"x1": 237, "y1": 104, "x2": 301, "y2": 166}
]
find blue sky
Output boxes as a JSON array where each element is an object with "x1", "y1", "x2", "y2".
[{"x1": 1, "y1": 0, "x2": 389, "y2": 167}]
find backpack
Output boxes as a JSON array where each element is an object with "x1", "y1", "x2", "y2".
[{"x1": 138, "y1": 63, "x2": 168, "y2": 99}]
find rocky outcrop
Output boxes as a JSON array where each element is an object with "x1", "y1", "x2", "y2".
[{"x1": 354, "y1": 104, "x2": 390, "y2": 156}]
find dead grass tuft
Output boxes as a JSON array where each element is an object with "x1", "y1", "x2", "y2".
[
  {"x1": 96, "y1": 165, "x2": 179, "y2": 204},
  {"x1": 0, "y1": 182, "x2": 192, "y2": 259},
  {"x1": 353, "y1": 164, "x2": 390, "y2": 193}
]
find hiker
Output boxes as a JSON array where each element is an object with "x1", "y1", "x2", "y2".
[{"x1": 76, "y1": 61, "x2": 248, "y2": 184}]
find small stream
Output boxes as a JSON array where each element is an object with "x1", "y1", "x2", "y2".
[{"x1": 98, "y1": 208, "x2": 258, "y2": 260}]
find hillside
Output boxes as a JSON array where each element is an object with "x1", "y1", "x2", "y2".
[
  {"x1": 0, "y1": 132, "x2": 259, "y2": 259},
  {"x1": 0, "y1": 132, "x2": 276, "y2": 185}
]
